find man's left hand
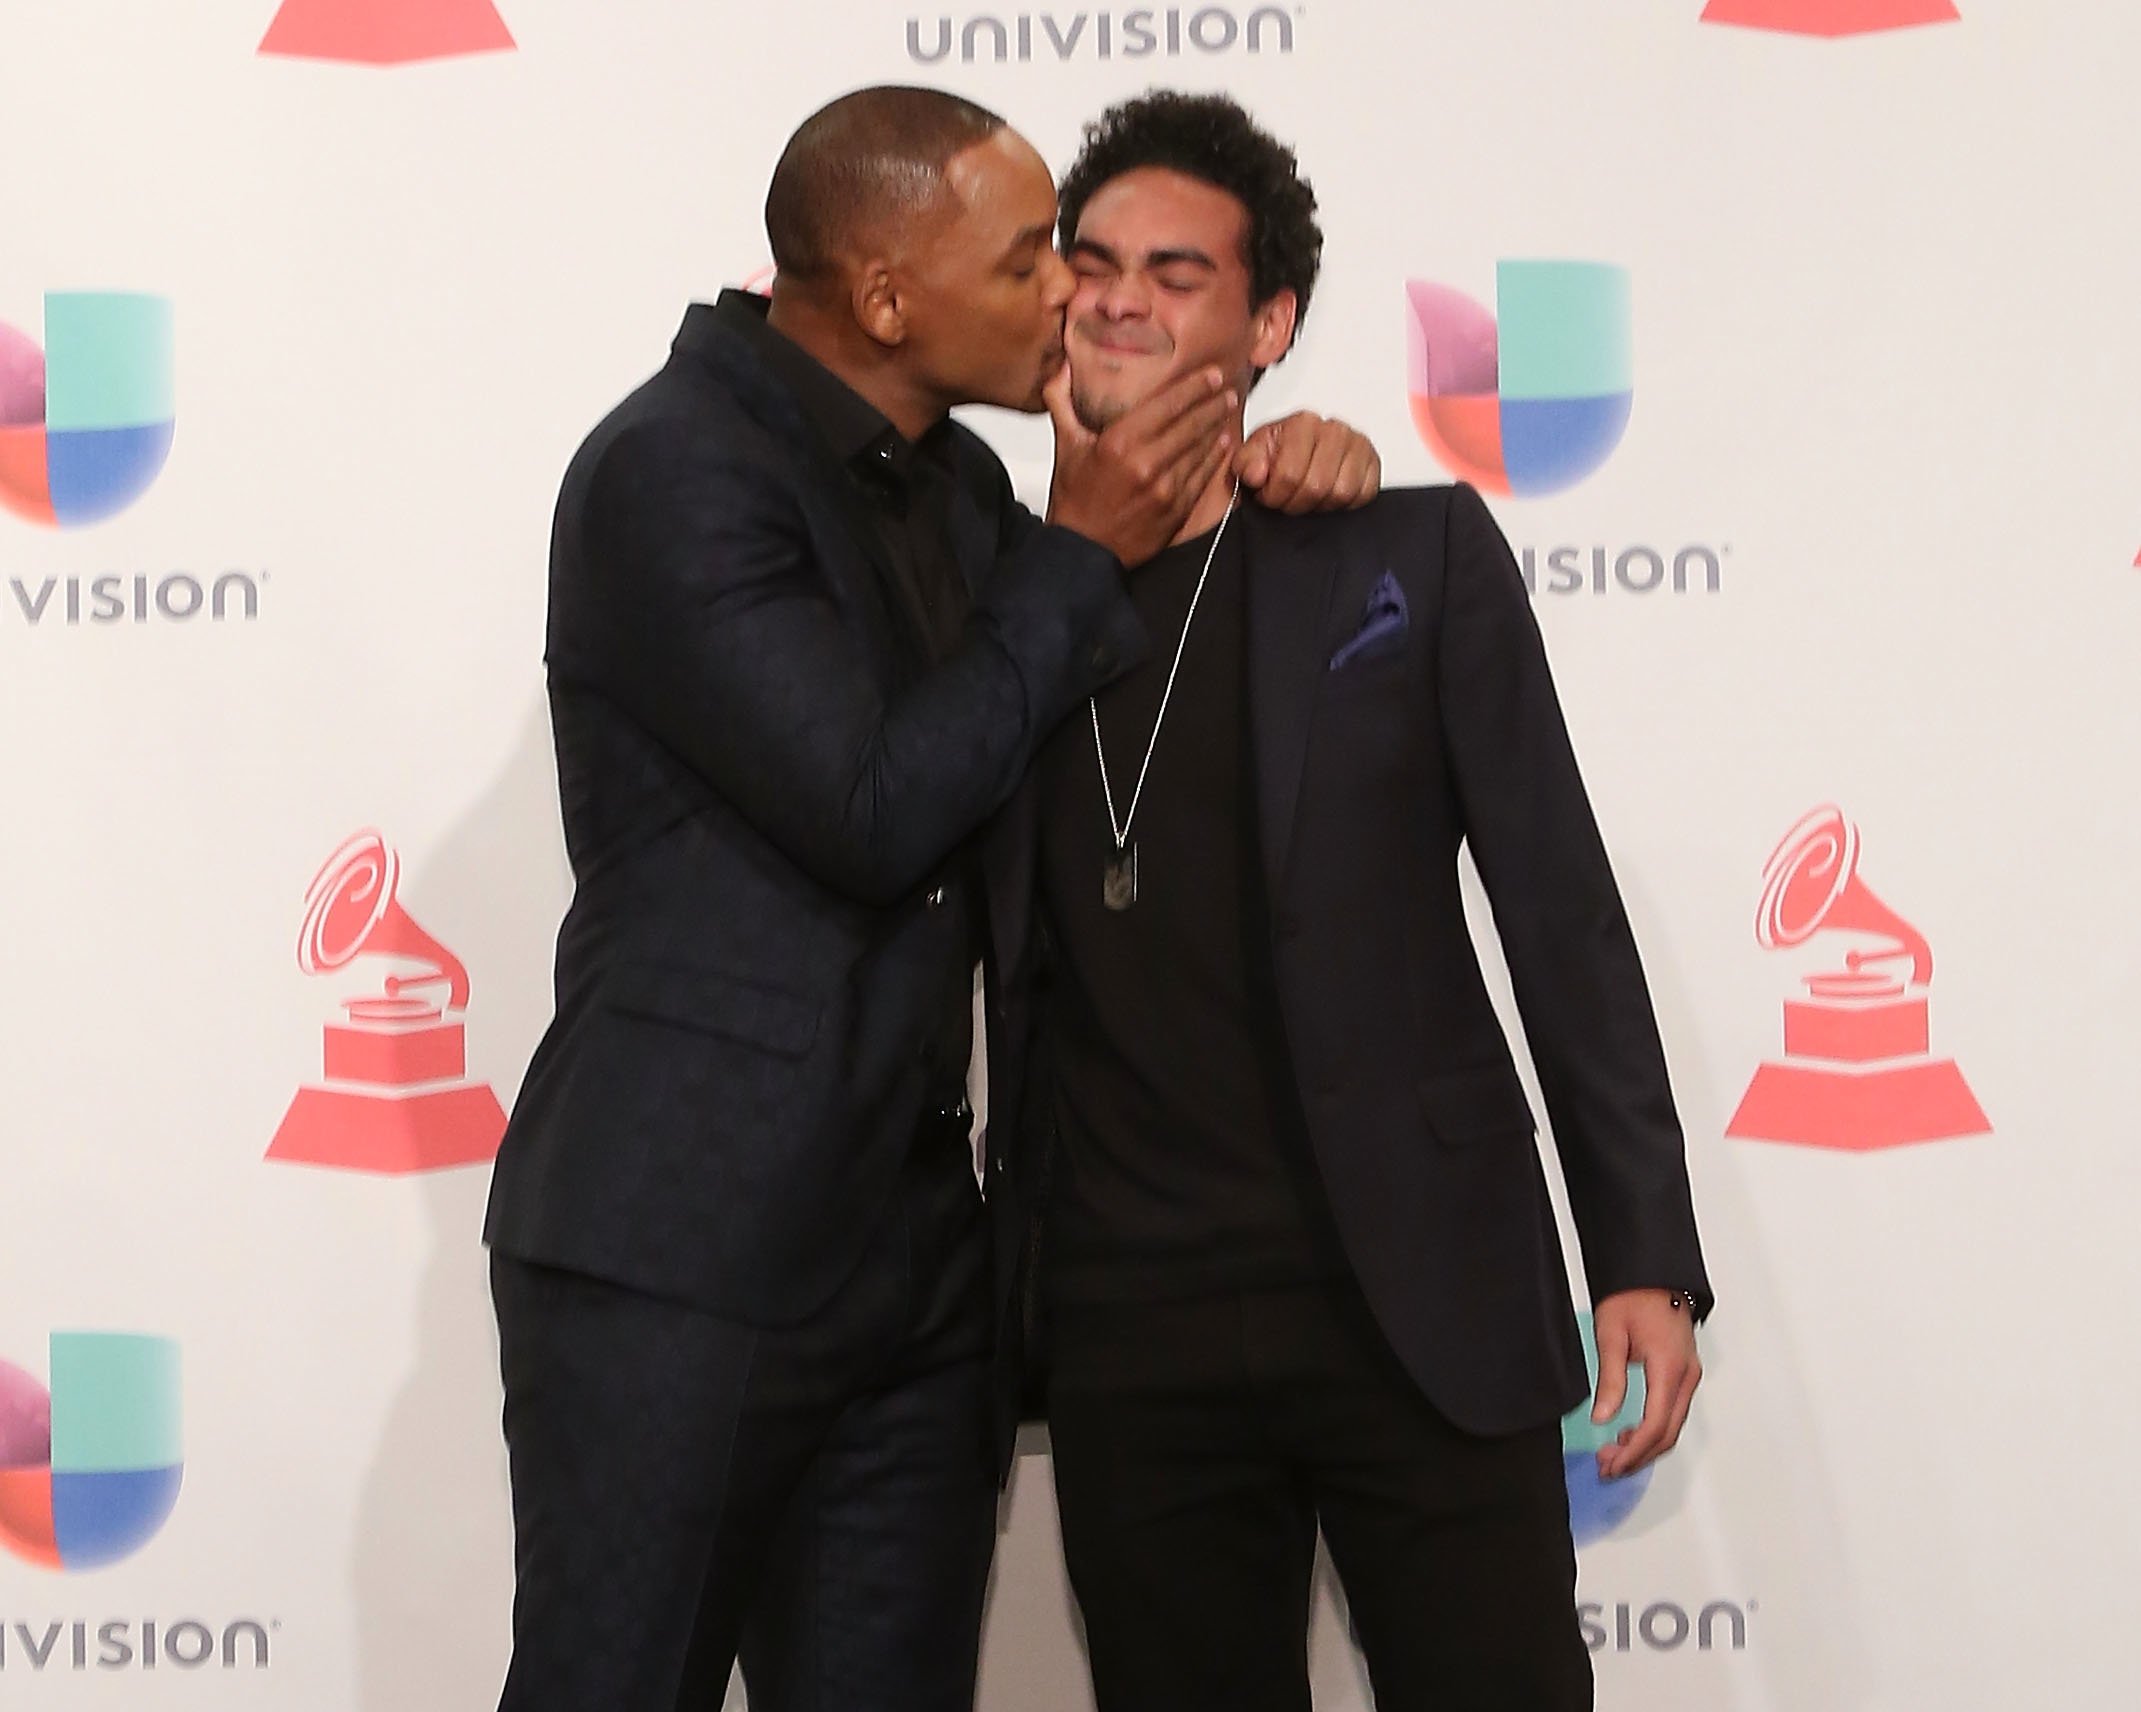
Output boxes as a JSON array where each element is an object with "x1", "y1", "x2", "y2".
[
  {"x1": 1234, "y1": 412, "x2": 1381, "y2": 513},
  {"x1": 1590, "y1": 1288, "x2": 1702, "y2": 1481}
]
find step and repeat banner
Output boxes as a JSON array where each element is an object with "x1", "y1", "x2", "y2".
[{"x1": 3, "y1": 2, "x2": 2137, "y2": 1708}]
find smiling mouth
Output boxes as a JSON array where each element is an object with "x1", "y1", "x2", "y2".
[
  {"x1": 1072, "y1": 318, "x2": 1169, "y2": 358},
  {"x1": 1082, "y1": 335, "x2": 1164, "y2": 358}
]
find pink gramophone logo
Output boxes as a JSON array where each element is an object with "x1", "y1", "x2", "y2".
[
  {"x1": 1726, "y1": 805, "x2": 1989, "y2": 1150},
  {"x1": 1700, "y1": 1, "x2": 1959, "y2": 35},
  {"x1": 267, "y1": 830, "x2": 506, "y2": 1174},
  {"x1": 258, "y1": 0, "x2": 515, "y2": 65}
]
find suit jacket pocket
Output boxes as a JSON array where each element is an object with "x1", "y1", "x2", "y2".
[
  {"x1": 1417, "y1": 1063, "x2": 1535, "y2": 1148},
  {"x1": 1322, "y1": 640, "x2": 1410, "y2": 695},
  {"x1": 597, "y1": 961, "x2": 821, "y2": 1059}
]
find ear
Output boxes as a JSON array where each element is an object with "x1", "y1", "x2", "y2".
[
  {"x1": 851, "y1": 260, "x2": 906, "y2": 350},
  {"x1": 1248, "y1": 287, "x2": 1298, "y2": 371}
]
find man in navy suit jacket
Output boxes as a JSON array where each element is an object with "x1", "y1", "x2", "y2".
[
  {"x1": 482, "y1": 85, "x2": 1380, "y2": 1712},
  {"x1": 987, "y1": 92, "x2": 1713, "y2": 1712}
]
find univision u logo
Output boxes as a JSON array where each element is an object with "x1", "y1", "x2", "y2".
[
  {"x1": 0, "y1": 1333, "x2": 183, "y2": 1572},
  {"x1": 1405, "y1": 262, "x2": 1633, "y2": 498},
  {"x1": 0, "y1": 293, "x2": 174, "y2": 529}
]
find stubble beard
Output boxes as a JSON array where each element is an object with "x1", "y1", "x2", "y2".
[{"x1": 1070, "y1": 379, "x2": 1132, "y2": 435}]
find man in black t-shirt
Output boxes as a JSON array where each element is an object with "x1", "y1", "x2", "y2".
[{"x1": 1001, "y1": 92, "x2": 1714, "y2": 1712}]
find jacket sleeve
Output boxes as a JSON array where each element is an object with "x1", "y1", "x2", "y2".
[
  {"x1": 1433, "y1": 482, "x2": 1713, "y2": 1317},
  {"x1": 554, "y1": 417, "x2": 1147, "y2": 907}
]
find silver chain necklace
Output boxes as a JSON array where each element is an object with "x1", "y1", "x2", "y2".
[{"x1": 1089, "y1": 483, "x2": 1240, "y2": 911}]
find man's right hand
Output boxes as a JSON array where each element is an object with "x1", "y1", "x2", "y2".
[{"x1": 1043, "y1": 363, "x2": 1236, "y2": 567}]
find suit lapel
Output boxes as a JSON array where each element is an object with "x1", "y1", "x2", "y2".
[{"x1": 1244, "y1": 509, "x2": 1344, "y2": 899}]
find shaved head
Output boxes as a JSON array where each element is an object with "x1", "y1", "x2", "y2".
[
  {"x1": 766, "y1": 86, "x2": 1007, "y2": 282},
  {"x1": 758, "y1": 86, "x2": 1073, "y2": 434}
]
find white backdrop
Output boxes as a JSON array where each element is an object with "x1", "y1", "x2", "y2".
[{"x1": 3, "y1": 2, "x2": 2138, "y2": 1707}]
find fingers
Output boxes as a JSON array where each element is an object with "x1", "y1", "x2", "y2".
[
  {"x1": 1590, "y1": 1310, "x2": 1631, "y2": 1427},
  {"x1": 1118, "y1": 393, "x2": 1235, "y2": 530},
  {"x1": 1253, "y1": 411, "x2": 1322, "y2": 511},
  {"x1": 1267, "y1": 419, "x2": 1384, "y2": 514},
  {"x1": 1334, "y1": 439, "x2": 1382, "y2": 508},
  {"x1": 1183, "y1": 426, "x2": 1235, "y2": 518},
  {"x1": 1232, "y1": 423, "x2": 1278, "y2": 490},
  {"x1": 1042, "y1": 360, "x2": 1084, "y2": 444},
  {"x1": 1602, "y1": 1345, "x2": 1700, "y2": 1480},
  {"x1": 1116, "y1": 366, "x2": 1227, "y2": 441},
  {"x1": 1598, "y1": 1358, "x2": 1669, "y2": 1480},
  {"x1": 1108, "y1": 367, "x2": 1229, "y2": 464},
  {"x1": 1660, "y1": 1350, "x2": 1702, "y2": 1455},
  {"x1": 1132, "y1": 382, "x2": 1237, "y2": 477},
  {"x1": 1142, "y1": 427, "x2": 1236, "y2": 549},
  {"x1": 1279, "y1": 421, "x2": 1353, "y2": 515}
]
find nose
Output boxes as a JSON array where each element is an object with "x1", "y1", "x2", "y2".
[
  {"x1": 1041, "y1": 249, "x2": 1075, "y2": 311},
  {"x1": 1092, "y1": 270, "x2": 1148, "y2": 320}
]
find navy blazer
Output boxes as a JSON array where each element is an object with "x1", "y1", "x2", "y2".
[
  {"x1": 485, "y1": 297, "x2": 1143, "y2": 1326},
  {"x1": 988, "y1": 484, "x2": 1711, "y2": 1445}
]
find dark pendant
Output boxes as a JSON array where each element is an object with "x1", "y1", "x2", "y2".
[{"x1": 1102, "y1": 843, "x2": 1137, "y2": 912}]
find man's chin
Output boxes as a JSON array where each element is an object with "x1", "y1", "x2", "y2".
[
  {"x1": 1067, "y1": 351, "x2": 1176, "y2": 432},
  {"x1": 1069, "y1": 384, "x2": 1137, "y2": 434}
]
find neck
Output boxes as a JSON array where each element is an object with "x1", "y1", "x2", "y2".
[
  {"x1": 765, "y1": 288, "x2": 944, "y2": 444},
  {"x1": 1172, "y1": 412, "x2": 1248, "y2": 542}
]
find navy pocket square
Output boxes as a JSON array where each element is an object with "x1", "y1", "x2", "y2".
[{"x1": 1328, "y1": 571, "x2": 1409, "y2": 671}]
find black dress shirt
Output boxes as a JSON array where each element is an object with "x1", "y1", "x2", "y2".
[{"x1": 722, "y1": 291, "x2": 979, "y2": 1110}]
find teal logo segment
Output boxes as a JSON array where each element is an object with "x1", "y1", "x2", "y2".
[{"x1": 0, "y1": 1332, "x2": 184, "y2": 1572}]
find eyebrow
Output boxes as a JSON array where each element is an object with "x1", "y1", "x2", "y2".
[{"x1": 1068, "y1": 238, "x2": 1219, "y2": 272}]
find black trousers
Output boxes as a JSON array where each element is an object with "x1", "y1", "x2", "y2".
[
  {"x1": 490, "y1": 1130, "x2": 996, "y2": 1712},
  {"x1": 1047, "y1": 1281, "x2": 1592, "y2": 1712}
]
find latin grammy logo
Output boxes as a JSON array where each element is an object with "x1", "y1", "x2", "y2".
[
  {"x1": 1699, "y1": 0, "x2": 1959, "y2": 36},
  {"x1": 258, "y1": 0, "x2": 515, "y2": 66},
  {"x1": 1726, "y1": 805, "x2": 1989, "y2": 1150},
  {"x1": 267, "y1": 830, "x2": 506, "y2": 1174}
]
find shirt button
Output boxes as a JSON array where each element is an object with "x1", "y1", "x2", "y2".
[{"x1": 927, "y1": 886, "x2": 948, "y2": 908}]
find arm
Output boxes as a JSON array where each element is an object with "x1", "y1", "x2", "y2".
[
  {"x1": 566, "y1": 418, "x2": 1143, "y2": 907},
  {"x1": 1433, "y1": 482, "x2": 1708, "y2": 1470}
]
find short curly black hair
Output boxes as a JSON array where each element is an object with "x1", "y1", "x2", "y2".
[{"x1": 1057, "y1": 91, "x2": 1322, "y2": 351}]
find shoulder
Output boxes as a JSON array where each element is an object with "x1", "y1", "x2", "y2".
[
  {"x1": 572, "y1": 356, "x2": 797, "y2": 501},
  {"x1": 943, "y1": 418, "x2": 1047, "y2": 547},
  {"x1": 944, "y1": 418, "x2": 1018, "y2": 503},
  {"x1": 1238, "y1": 482, "x2": 1466, "y2": 550},
  {"x1": 557, "y1": 393, "x2": 812, "y2": 571}
]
